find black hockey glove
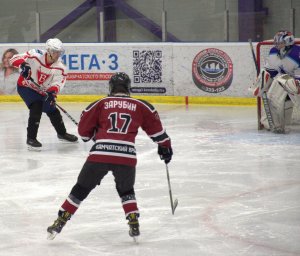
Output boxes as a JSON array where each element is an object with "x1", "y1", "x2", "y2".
[
  {"x1": 20, "y1": 62, "x2": 31, "y2": 80},
  {"x1": 158, "y1": 145, "x2": 173, "y2": 164},
  {"x1": 45, "y1": 91, "x2": 57, "y2": 105}
]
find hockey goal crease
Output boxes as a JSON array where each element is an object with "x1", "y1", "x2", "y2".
[{"x1": 256, "y1": 39, "x2": 300, "y2": 130}]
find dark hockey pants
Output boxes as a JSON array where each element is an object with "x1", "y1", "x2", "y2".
[
  {"x1": 70, "y1": 161, "x2": 136, "y2": 201},
  {"x1": 18, "y1": 86, "x2": 67, "y2": 139},
  {"x1": 28, "y1": 101, "x2": 66, "y2": 139}
]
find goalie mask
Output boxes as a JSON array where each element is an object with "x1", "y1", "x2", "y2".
[
  {"x1": 109, "y1": 72, "x2": 131, "y2": 95},
  {"x1": 274, "y1": 31, "x2": 295, "y2": 57},
  {"x1": 46, "y1": 38, "x2": 65, "y2": 57}
]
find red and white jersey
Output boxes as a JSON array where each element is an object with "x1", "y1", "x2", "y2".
[
  {"x1": 78, "y1": 96, "x2": 172, "y2": 167},
  {"x1": 9, "y1": 49, "x2": 67, "y2": 94}
]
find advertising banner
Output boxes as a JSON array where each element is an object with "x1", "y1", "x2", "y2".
[
  {"x1": 0, "y1": 43, "x2": 256, "y2": 97},
  {"x1": 172, "y1": 43, "x2": 256, "y2": 97}
]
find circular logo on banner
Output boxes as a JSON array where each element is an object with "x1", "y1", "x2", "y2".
[{"x1": 192, "y1": 48, "x2": 233, "y2": 93}]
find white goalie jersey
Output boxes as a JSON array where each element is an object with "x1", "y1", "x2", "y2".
[
  {"x1": 264, "y1": 44, "x2": 300, "y2": 107},
  {"x1": 10, "y1": 49, "x2": 67, "y2": 94},
  {"x1": 265, "y1": 46, "x2": 300, "y2": 81}
]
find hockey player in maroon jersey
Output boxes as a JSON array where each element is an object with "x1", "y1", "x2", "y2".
[
  {"x1": 47, "y1": 72, "x2": 173, "y2": 241},
  {"x1": 9, "y1": 38, "x2": 78, "y2": 150}
]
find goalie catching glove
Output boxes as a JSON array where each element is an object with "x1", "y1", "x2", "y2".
[{"x1": 158, "y1": 145, "x2": 173, "y2": 164}]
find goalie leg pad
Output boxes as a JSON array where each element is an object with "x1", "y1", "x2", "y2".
[
  {"x1": 266, "y1": 81, "x2": 288, "y2": 131},
  {"x1": 284, "y1": 99, "x2": 293, "y2": 125}
]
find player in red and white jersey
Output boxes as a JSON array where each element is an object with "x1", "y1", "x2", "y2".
[
  {"x1": 47, "y1": 72, "x2": 173, "y2": 241},
  {"x1": 9, "y1": 38, "x2": 78, "y2": 150}
]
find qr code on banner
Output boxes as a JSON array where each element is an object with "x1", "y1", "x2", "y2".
[{"x1": 133, "y1": 50, "x2": 162, "y2": 83}]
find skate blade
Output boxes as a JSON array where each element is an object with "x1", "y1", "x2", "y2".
[
  {"x1": 132, "y1": 236, "x2": 139, "y2": 243},
  {"x1": 273, "y1": 129, "x2": 289, "y2": 134},
  {"x1": 47, "y1": 231, "x2": 58, "y2": 240},
  {"x1": 129, "y1": 231, "x2": 140, "y2": 243},
  {"x1": 27, "y1": 145, "x2": 42, "y2": 152},
  {"x1": 58, "y1": 139, "x2": 79, "y2": 143}
]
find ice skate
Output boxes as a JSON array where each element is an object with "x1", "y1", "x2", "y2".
[
  {"x1": 47, "y1": 211, "x2": 71, "y2": 240},
  {"x1": 27, "y1": 138, "x2": 42, "y2": 151},
  {"x1": 127, "y1": 213, "x2": 140, "y2": 242},
  {"x1": 273, "y1": 127, "x2": 286, "y2": 134},
  {"x1": 57, "y1": 133, "x2": 78, "y2": 143}
]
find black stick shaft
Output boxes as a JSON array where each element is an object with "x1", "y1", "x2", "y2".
[
  {"x1": 165, "y1": 164, "x2": 178, "y2": 215},
  {"x1": 248, "y1": 39, "x2": 259, "y2": 75}
]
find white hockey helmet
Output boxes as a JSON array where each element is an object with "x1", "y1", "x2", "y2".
[
  {"x1": 45, "y1": 38, "x2": 65, "y2": 56},
  {"x1": 273, "y1": 30, "x2": 295, "y2": 49}
]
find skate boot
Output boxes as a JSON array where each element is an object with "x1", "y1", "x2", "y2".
[
  {"x1": 27, "y1": 138, "x2": 42, "y2": 151},
  {"x1": 57, "y1": 133, "x2": 78, "y2": 143},
  {"x1": 127, "y1": 213, "x2": 140, "y2": 241},
  {"x1": 47, "y1": 211, "x2": 72, "y2": 240}
]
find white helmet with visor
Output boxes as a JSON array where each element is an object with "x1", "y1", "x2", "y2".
[
  {"x1": 273, "y1": 31, "x2": 295, "y2": 57},
  {"x1": 45, "y1": 38, "x2": 65, "y2": 56},
  {"x1": 274, "y1": 31, "x2": 295, "y2": 49}
]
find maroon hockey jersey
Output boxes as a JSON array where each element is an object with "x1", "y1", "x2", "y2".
[{"x1": 78, "y1": 96, "x2": 171, "y2": 167}]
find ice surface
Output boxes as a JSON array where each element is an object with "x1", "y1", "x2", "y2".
[{"x1": 0, "y1": 103, "x2": 299, "y2": 256}]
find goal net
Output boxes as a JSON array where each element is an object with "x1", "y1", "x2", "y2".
[{"x1": 256, "y1": 39, "x2": 300, "y2": 129}]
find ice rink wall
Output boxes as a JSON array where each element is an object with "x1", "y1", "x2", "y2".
[{"x1": 0, "y1": 43, "x2": 257, "y2": 105}]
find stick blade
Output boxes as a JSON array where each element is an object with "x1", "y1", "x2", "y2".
[{"x1": 172, "y1": 199, "x2": 178, "y2": 215}]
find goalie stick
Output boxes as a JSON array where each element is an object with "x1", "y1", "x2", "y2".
[
  {"x1": 165, "y1": 164, "x2": 178, "y2": 215},
  {"x1": 248, "y1": 39, "x2": 276, "y2": 132},
  {"x1": 29, "y1": 78, "x2": 79, "y2": 126}
]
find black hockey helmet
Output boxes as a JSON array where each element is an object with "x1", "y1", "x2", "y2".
[{"x1": 109, "y1": 72, "x2": 131, "y2": 95}]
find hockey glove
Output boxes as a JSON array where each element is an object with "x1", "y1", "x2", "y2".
[
  {"x1": 45, "y1": 91, "x2": 57, "y2": 105},
  {"x1": 20, "y1": 62, "x2": 32, "y2": 80},
  {"x1": 158, "y1": 145, "x2": 173, "y2": 164}
]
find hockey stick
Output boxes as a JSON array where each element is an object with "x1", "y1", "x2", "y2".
[
  {"x1": 248, "y1": 39, "x2": 276, "y2": 132},
  {"x1": 29, "y1": 78, "x2": 79, "y2": 126},
  {"x1": 165, "y1": 164, "x2": 178, "y2": 215},
  {"x1": 53, "y1": 102, "x2": 79, "y2": 126}
]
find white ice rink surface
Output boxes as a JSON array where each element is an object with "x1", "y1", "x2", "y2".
[{"x1": 0, "y1": 102, "x2": 300, "y2": 256}]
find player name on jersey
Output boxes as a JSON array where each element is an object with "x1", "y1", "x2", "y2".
[{"x1": 104, "y1": 100, "x2": 137, "y2": 111}]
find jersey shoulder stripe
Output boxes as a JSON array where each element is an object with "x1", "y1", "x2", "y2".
[
  {"x1": 82, "y1": 99, "x2": 102, "y2": 113},
  {"x1": 27, "y1": 55, "x2": 66, "y2": 74},
  {"x1": 132, "y1": 98, "x2": 155, "y2": 112}
]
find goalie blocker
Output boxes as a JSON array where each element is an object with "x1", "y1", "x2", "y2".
[{"x1": 251, "y1": 69, "x2": 273, "y2": 97}]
